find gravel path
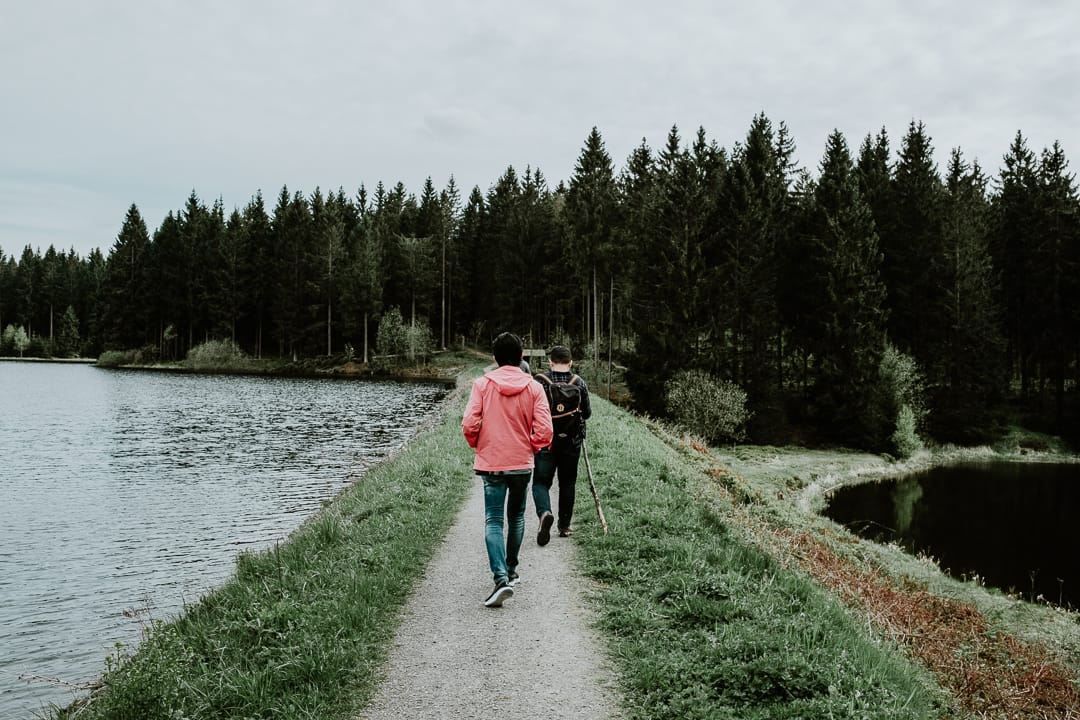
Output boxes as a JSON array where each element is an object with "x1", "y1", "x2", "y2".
[{"x1": 358, "y1": 475, "x2": 624, "y2": 719}]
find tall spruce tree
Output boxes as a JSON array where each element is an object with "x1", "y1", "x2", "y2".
[
  {"x1": 1033, "y1": 142, "x2": 1080, "y2": 422},
  {"x1": 270, "y1": 187, "x2": 314, "y2": 360},
  {"x1": 716, "y1": 114, "x2": 790, "y2": 419},
  {"x1": 882, "y1": 121, "x2": 944, "y2": 362},
  {"x1": 565, "y1": 127, "x2": 617, "y2": 357},
  {"x1": 454, "y1": 186, "x2": 486, "y2": 344},
  {"x1": 240, "y1": 192, "x2": 273, "y2": 358},
  {"x1": 992, "y1": 132, "x2": 1040, "y2": 397},
  {"x1": 437, "y1": 177, "x2": 462, "y2": 348},
  {"x1": 933, "y1": 150, "x2": 1006, "y2": 440},
  {"x1": 626, "y1": 126, "x2": 712, "y2": 414},
  {"x1": 102, "y1": 205, "x2": 152, "y2": 350},
  {"x1": 800, "y1": 131, "x2": 889, "y2": 448},
  {"x1": 12, "y1": 246, "x2": 38, "y2": 338},
  {"x1": 856, "y1": 128, "x2": 893, "y2": 230}
]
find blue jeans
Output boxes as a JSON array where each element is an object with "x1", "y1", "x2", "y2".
[
  {"x1": 482, "y1": 472, "x2": 530, "y2": 584},
  {"x1": 531, "y1": 445, "x2": 581, "y2": 531}
]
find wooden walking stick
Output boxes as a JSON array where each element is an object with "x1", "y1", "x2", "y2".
[{"x1": 581, "y1": 440, "x2": 608, "y2": 534}]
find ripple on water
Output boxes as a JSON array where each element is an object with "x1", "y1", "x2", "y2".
[{"x1": 0, "y1": 364, "x2": 446, "y2": 717}]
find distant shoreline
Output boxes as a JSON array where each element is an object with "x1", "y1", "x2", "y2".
[{"x1": 0, "y1": 356, "x2": 97, "y2": 364}]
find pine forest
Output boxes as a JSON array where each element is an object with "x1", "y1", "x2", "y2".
[{"x1": 2, "y1": 118, "x2": 1078, "y2": 451}]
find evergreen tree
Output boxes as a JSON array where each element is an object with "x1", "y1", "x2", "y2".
[
  {"x1": 480, "y1": 166, "x2": 526, "y2": 334},
  {"x1": 149, "y1": 211, "x2": 183, "y2": 359},
  {"x1": 12, "y1": 246, "x2": 38, "y2": 337},
  {"x1": 856, "y1": 128, "x2": 893, "y2": 231},
  {"x1": 40, "y1": 245, "x2": 63, "y2": 349},
  {"x1": 882, "y1": 121, "x2": 945, "y2": 362},
  {"x1": 55, "y1": 305, "x2": 81, "y2": 357},
  {"x1": 102, "y1": 205, "x2": 152, "y2": 350},
  {"x1": 310, "y1": 187, "x2": 347, "y2": 356},
  {"x1": 270, "y1": 187, "x2": 314, "y2": 360},
  {"x1": 1032, "y1": 142, "x2": 1080, "y2": 422},
  {"x1": 0, "y1": 250, "x2": 12, "y2": 337},
  {"x1": 626, "y1": 126, "x2": 712, "y2": 414},
  {"x1": 82, "y1": 248, "x2": 107, "y2": 357},
  {"x1": 333, "y1": 186, "x2": 378, "y2": 363},
  {"x1": 213, "y1": 208, "x2": 248, "y2": 343},
  {"x1": 715, "y1": 114, "x2": 791, "y2": 419},
  {"x1": 454, "y1": 186, "x2": 486, "y2": 344},
  {"x1": 565, "y1": 127, "x2": 617, "y2": 357},
  {"x1": 991, "y1": 132, "x2": 1040, "y2": 397},
  {"x1": 437, "y1": 177, "x2": 462, "y2": 348},
  {"x1": 799, "y1": 131, "x2": 890, "y2": 448},
  {"x1": 932, "y1": 150, "x2": 1006, "y2": 440},
  {"x1": 616, "y1": 138, "x2": 656, "y2": 358},
  {"x1": 240, "y1": 192, "x2": 273, "y2": 358}
]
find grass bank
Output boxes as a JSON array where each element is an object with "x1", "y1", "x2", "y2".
[
  {"x1": 48, "y1": 371, "x2": 481, "y2": 719},
  {"x1": 48, "y1": 360, "x2": 1079, "y2": 719}
]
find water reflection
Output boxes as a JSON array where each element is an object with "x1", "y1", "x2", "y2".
[
  {"x1": 0, "y1": 363, "x2": 446, "y2": 718},
  {"x1": 824, "y1": 461, "x2": 1080, "y2": 609}
]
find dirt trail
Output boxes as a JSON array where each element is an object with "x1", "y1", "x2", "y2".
[{"x1": 357, "y1": 475, "x2": 623, "y2": 719}]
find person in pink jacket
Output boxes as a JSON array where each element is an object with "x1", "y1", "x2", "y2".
[{"x1": 462, "y1": 332, "x2": 553, "y2": 607}]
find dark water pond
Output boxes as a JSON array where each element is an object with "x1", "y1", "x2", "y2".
[
  {"x1": 0, "y1": 363, "x2": 448, "y2": 718},
  {"x1": 823, "y1": 461, "x2": 1080, "y2": 608}
]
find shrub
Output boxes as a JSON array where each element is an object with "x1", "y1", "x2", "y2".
[
  {"x1": 185, "y1": 339, "x2": 248, "y2": 370},
  {"x1": 2, "y1": 324, "x2": 30, "y2": 357},
  {"x1": 97, "y1": 349, "x2": 141, "y2": 367},
  {"x1": 665, "y1": 369, "x2": 751, "y2": 445},
  {"x1": 879, "y1": 343, "x2": 928, "y2": 456},
  {"x1": 374, "y1": 308, "x2": 433, "y2": 369},
  {"x1": 375, "y1": 307, "x2": 408, "y2": 362},
  {"x1": 891, "y1": 404, "x2": 924, "y2": 458},
  {"x1": 55, "y1": 306, "x2": 81, "y2": 358}
]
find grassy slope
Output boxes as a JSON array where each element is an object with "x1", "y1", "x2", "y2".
[
  {"x1": 48, "y1": 359, "x2": 1078, "y2": 719},
  {"x1": 575, "y1": 403, "x2": 952, "y2": 719},
  {"x1": 49, "y1": 373, "x2": 479, "y2": 719}
]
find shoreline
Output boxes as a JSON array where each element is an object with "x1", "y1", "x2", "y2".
[
  {"x1": 0, "y1": 356, "x2": 97, "y2": 364},
  {"x1": 36, "y1": 359, "x2": 1080, "y2": 718}
]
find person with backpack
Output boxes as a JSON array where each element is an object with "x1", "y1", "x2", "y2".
[
  {"x1": 463, "y1": 332, "x2": 553, "y2": 607},
  {"x1": 531, "y1": 344, "x2": 591, "y2": 545}
]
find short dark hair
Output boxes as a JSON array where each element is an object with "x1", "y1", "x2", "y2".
[
  {"x1": 548, "y1": 345, "x2": 572, "y2": 363},
  {"x1": 492, "y1": 332, "x2": 524, "y2": 367}
]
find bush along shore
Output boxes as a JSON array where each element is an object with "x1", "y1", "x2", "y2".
[{"x1": 49, "y1": 362, "x2": 1080, "y2": 719}]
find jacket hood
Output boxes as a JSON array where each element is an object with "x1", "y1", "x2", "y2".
[{"x1": 486, "y1": 364, "x2": 534, "y2": 396}]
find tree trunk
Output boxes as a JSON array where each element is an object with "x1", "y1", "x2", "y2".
[{"x1": 607, "y1": 276, "x2": 613, "y2": 399}]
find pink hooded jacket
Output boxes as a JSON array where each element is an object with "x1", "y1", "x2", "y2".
[{"x1": 462, "y1": 364, "x2": 553, "y2": 473}]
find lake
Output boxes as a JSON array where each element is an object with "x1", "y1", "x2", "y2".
[
  {"x1": 0, "y1": 362, "x2": 448, "y2": 718},
  {"x1": 823, "y1": 461, "x2": 1080, "y2": 608}
]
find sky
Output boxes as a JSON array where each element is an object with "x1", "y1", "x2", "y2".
[{"x1": 2, "y1": 1, "x2": 1078, "y2": 259}]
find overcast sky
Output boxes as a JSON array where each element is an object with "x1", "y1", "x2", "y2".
[{"x1": 2, "y1": 1, "x2": 1077, "y2": 259}]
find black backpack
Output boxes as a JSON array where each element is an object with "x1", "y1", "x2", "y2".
[{"x1": 537, "y1": 373, "x2": 583, "y2": 443}]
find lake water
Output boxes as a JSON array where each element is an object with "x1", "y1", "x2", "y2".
[
  {"x1": 0, "y1": 362, "x2": 448, "y2": 719},
  {"x1": 823, "y1": 461, "x2": 1080, "y2": 608}
]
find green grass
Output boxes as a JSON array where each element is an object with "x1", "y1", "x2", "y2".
[
  {"x1": 47, "y1": 378, "x2": 478, "y2": 720},
  {"x1": 574, "y1": 405, "x2": 953, "y2": 719},
  {"x1": 57, "y1": 360, "x2": 1067, "y2": 719}
]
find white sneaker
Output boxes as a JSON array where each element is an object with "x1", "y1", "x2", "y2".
[{"x1": 484, "y1": 582, "x2": 513, "y2": 608}]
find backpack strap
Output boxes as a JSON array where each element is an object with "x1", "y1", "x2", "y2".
[
  {"x1": 536, "y1": 372, "x2": 580, "y2": 385},
  {"x1": 536, "y1": 372, "x2": 582, "y2": 421}
]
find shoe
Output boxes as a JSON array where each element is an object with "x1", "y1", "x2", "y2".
[
  {"x1": 484, "y1": 581, "x2": 513, "y2": 608},
  {"x1": 537, "y1": 511, "x2": 554, "y2": 546},
  {"x1": 558, "y1": 526, "x2": 573, "y2": 537},
  {"x1": 508, "y1": 571, "x2": 520, "y2": 587}
]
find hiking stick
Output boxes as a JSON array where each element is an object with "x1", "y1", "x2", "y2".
[{"x1": 581, "y1": 440, "x2": 608, "y2": 534}]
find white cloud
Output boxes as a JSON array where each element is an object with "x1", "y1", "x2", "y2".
[{"x1": 2, "y1": 0, "x2": 1078, "y2": 257}]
